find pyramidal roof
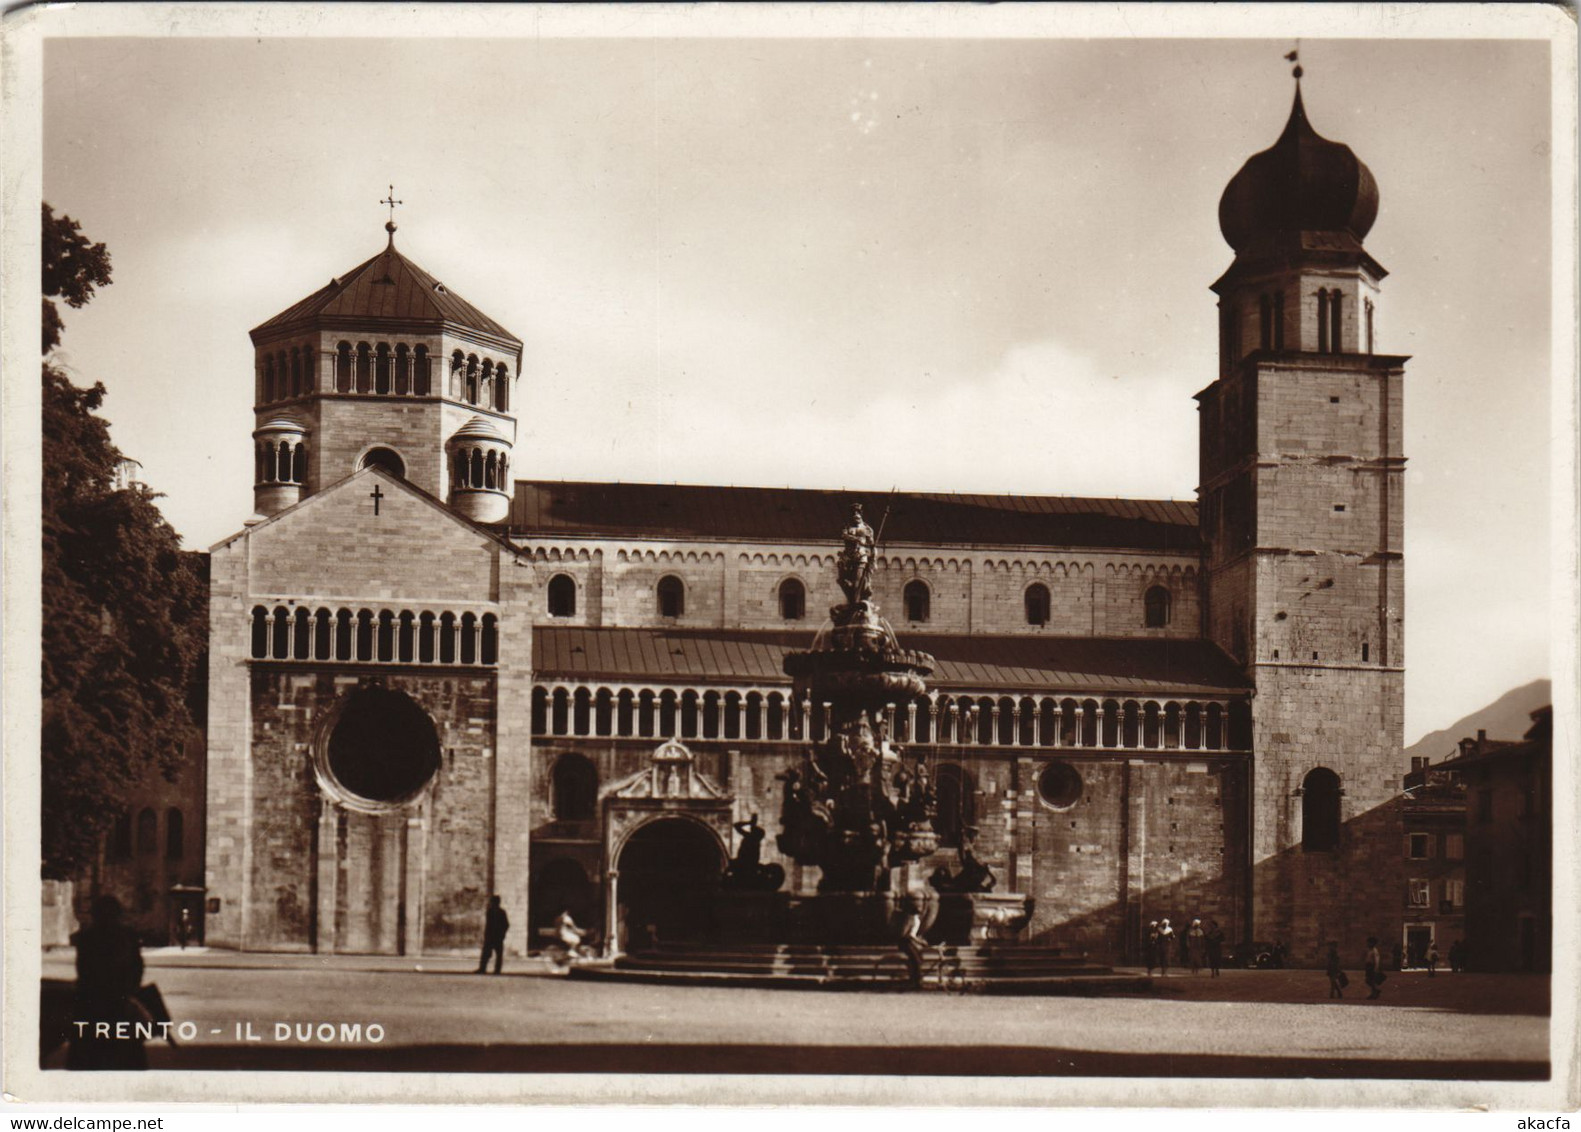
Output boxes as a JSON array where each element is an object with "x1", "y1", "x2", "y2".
[{"x1": 251, "y1": 230, "x2": 520, "y2": 344}]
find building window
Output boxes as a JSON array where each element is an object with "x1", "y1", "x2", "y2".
[
  {"x1": 1445, "y1": 832, "x2": 1464, "y2": 860},
  {"x1": 1407, "y1": 832, "x2": 1431, "y2": 860},
  {"x1": 1144, "y1": 585, "x2": 1171, "y2": 628},
  {"x1": 903, "y1": 580, "x2": 930, "y2": 623},
  {"x1": 1330, "y1": 291, "x2": 1343, "y2": 353},
  {"x1": 1365, "y1": 298, "x2": 1375, "y2": 354},
  {"x1": 360, "y1": 447, "x2": 405, "y2": 478},
  {"x1": 1024, "y1": 583, "x2": 1050, "y2": 627},
  {"x1": 778, "y1": 578, "x2": 806, "y2": 621},
  {"x1": 165, "y1": 808, "x2": 184, "y2": 860},
  {"x1": 1274, "y1": 291, "x2": 1285, "y2": 349},
  {"x1": 1301, "y1": 767, "x2": 1341, "y2": 852},
  {"x1": 1259, "y1": 293, "x2": 1272, "y2": 350},
  {"x1": 547, "y1": 574, "x2": 577, "y2": 618},
  {"x1": 1443, "y1": 877, "x2": 1465, "y2": 908},
  {"x1": 136, "y1": 808, "x2": 158, "y2": 856},
  {"x1": 1317, "y1": 290, "x2": 1330, "y2": 353},
  {"x1": 1407, "y1": 879, "x2": 1431, "y2": 908},
  {"x1": 657, "y1": 575, "x2": 685, "y2": 619},
  {"x1": 1037, "y1": 760, "x2": 1083, "y2": 810},
  {"x1": 551, "y1": 754, "x2": 598, "y2": 822},
  {"x1": 110, "y1": 812, "x2": 133, "y2": 860},
  {"x1": 933, "y1": 763, "x2": 975, "y2": 848}
]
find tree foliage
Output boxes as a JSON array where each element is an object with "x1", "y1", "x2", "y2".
[
  {"x1": 41, "y1": 205, "x2": 206, "y2": 878},
  {"x1": 43, "y1": 203, "x2": 113, "y2": 355}
]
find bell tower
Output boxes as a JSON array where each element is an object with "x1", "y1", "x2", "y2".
[
  {"x1": 1198, "y1": 73, "x2": 1408, "y2": 957},
  {"x1": 247, "y1": 211, "x2": 523, "y2": 524}
]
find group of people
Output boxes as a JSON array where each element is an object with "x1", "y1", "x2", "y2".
[{"x1": 1144, "y1": 917, "x2": 1225, "y2": 977}]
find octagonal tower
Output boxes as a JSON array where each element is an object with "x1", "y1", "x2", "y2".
[{"x1": 247, "y1": 220, "x2": 522, "y2": 522}]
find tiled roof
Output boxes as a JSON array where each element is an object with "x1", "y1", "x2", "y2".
[
  {"x1": 533, "y1": 627, "x2": 1249, "y2": 697},
  {"x1": 251, "y1": 238, "x2": 520, "y2": 343},
  {"x1": 512, "y1": 482, "x2": 1198, "y2": 553}
]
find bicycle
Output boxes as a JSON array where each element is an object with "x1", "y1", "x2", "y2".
[{"x1": 929, "y1": 944, "x2": 967, "y2": 993}]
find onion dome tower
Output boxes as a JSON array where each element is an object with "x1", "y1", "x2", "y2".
[
  {"x1": 1211, "y1": 79, "x2": 1385, "y2": 362},
  {"x1": 246, "y1": 206, "x2": 523, "y2": 523},
  {"x1": 446, "y1": 415, "x2": 514, "y2": 524},
  {"x1": 1198, "y1": 65, "x2": 1407, "y2": 959}
]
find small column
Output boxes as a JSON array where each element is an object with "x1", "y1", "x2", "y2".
[
  {"x1": 404, "y1": 810, "x2": 426, "y2": 956},
  {"x1": 604, "y1": 868, "x2": 621, "y2": 959},
  {"x1": 1177, "y1": 709, "x2": 1187, "y2": 750},
  {"x1": 906, "y1": 701, "x2": 918, "y2": 742},
  {"x1": 1052, "y1": 706, "x2": 1063, "y2": 748},
  {"x1": 315, "y1": 801, "x2": 339, "y2": 954},
  {"x1": 1007, "y1": 705, "x2": 1019, "y2": 747}
]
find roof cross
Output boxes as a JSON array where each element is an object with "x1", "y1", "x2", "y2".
[{"x1": 380, "y1": 185, "x2": 403, "y2": 224}]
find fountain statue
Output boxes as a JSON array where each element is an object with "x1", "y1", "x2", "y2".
[{"x1": 780, "y1": 504, "x2": 941, "y2": 893}]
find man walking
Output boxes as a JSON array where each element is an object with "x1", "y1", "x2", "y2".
[
  {"x1": 1364, "y1": 936, "x2": 1385, "y2": 1000},
  {"x1": 1325, "y1": 942, "x2": 1347, "y2": 999},
  {"x1": 476, "y1": 895, "x2": 509, "y2": 975}
]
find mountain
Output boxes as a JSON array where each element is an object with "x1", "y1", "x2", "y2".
[{"x1": 1404, "y1": 678, "x2": 1552, "y2": 765}]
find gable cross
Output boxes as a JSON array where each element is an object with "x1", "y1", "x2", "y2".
[{"x1": 369, "y1": 483, "x2": 385, "y2": 516}]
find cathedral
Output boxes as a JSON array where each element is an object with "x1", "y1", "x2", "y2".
[{"x1": 204, "y1": 82, "x2": 1407, "y2": 964}]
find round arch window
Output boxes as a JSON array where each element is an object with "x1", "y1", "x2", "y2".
[
  {"x1": 324, "y1": 685, "x2": 440, "y2": 806},
  {"x1": 360, "y1": 447, "x2": 406, "y2": 478},
  {"x1": 1037, "y1": 760, "x2": 1083, "y2": 810}
]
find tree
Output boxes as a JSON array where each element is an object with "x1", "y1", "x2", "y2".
[
  {"x1": 41, "y1": 206, "x2": 206, "y2": 878},
  {"x1": 42, "y1": 203, "x2": 113, "y2": 355}
]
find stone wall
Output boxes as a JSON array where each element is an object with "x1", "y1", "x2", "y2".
[
  {"x1": 527, "y1": 737, "x2": 1247, "y2": 960},
  {"x1": 523, "y1": 539, "x2": 1201, "y2": 638},
  {"x1": 246, "y1": 667, "x2": 500, "y2": 954}
]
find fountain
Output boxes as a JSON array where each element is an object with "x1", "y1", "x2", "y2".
[{"x1": 754, "y1": 503, "x2": 1030, "y2": 944}]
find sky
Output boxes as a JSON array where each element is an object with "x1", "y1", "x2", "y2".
[{"x1": 37, "y1": 29, "x2": 1555, "y2": 746}]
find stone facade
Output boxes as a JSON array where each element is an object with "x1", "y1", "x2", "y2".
[{"x1": 205, "y1": 468, "x2": 534, "y2": 954}]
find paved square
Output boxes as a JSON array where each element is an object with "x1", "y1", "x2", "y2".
[{"x1": 40, "y1": 950, "x2": 1549, "y2": 1079}]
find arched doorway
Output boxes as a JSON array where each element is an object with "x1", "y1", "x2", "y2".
[{"x1": 615, "y1": 818, "x2": 725, "y2": 950}]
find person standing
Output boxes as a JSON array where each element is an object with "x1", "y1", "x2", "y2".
[
  {"x1": 476, "y1": 895, "x2": 509, "y2": 975},
  {"x1": 67, "y1": 896, "x2": 148, "y2": 1070},
  {"x1": 1187, "y1": 919, "x2": 1206, "y2": 975},
  {"x1": 1205, "y1": 920, "x2": 1224, "y2": 977},
  {"x1": 1325, "y1": 942, "x2": 1347, "y2": 999},
  {"x1": 174, "y1": 907, "x2": 194, "y2": 951},
  {"x1": 1364, "y1": 936, "x2": 1385, "y2": 1000},
  {"x1": 1157, "y1": 919, "x2": 1174, "y2": 977},
  {"x1": 1425, "y1": 942, "x2": 1439, "y2": 978},
  {"x1": 1144, "y1": 921, "x2": 1159, "y2": 977},
  {"x1": 898, "y1": 899, "x2": 928, "y2": 989}
]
